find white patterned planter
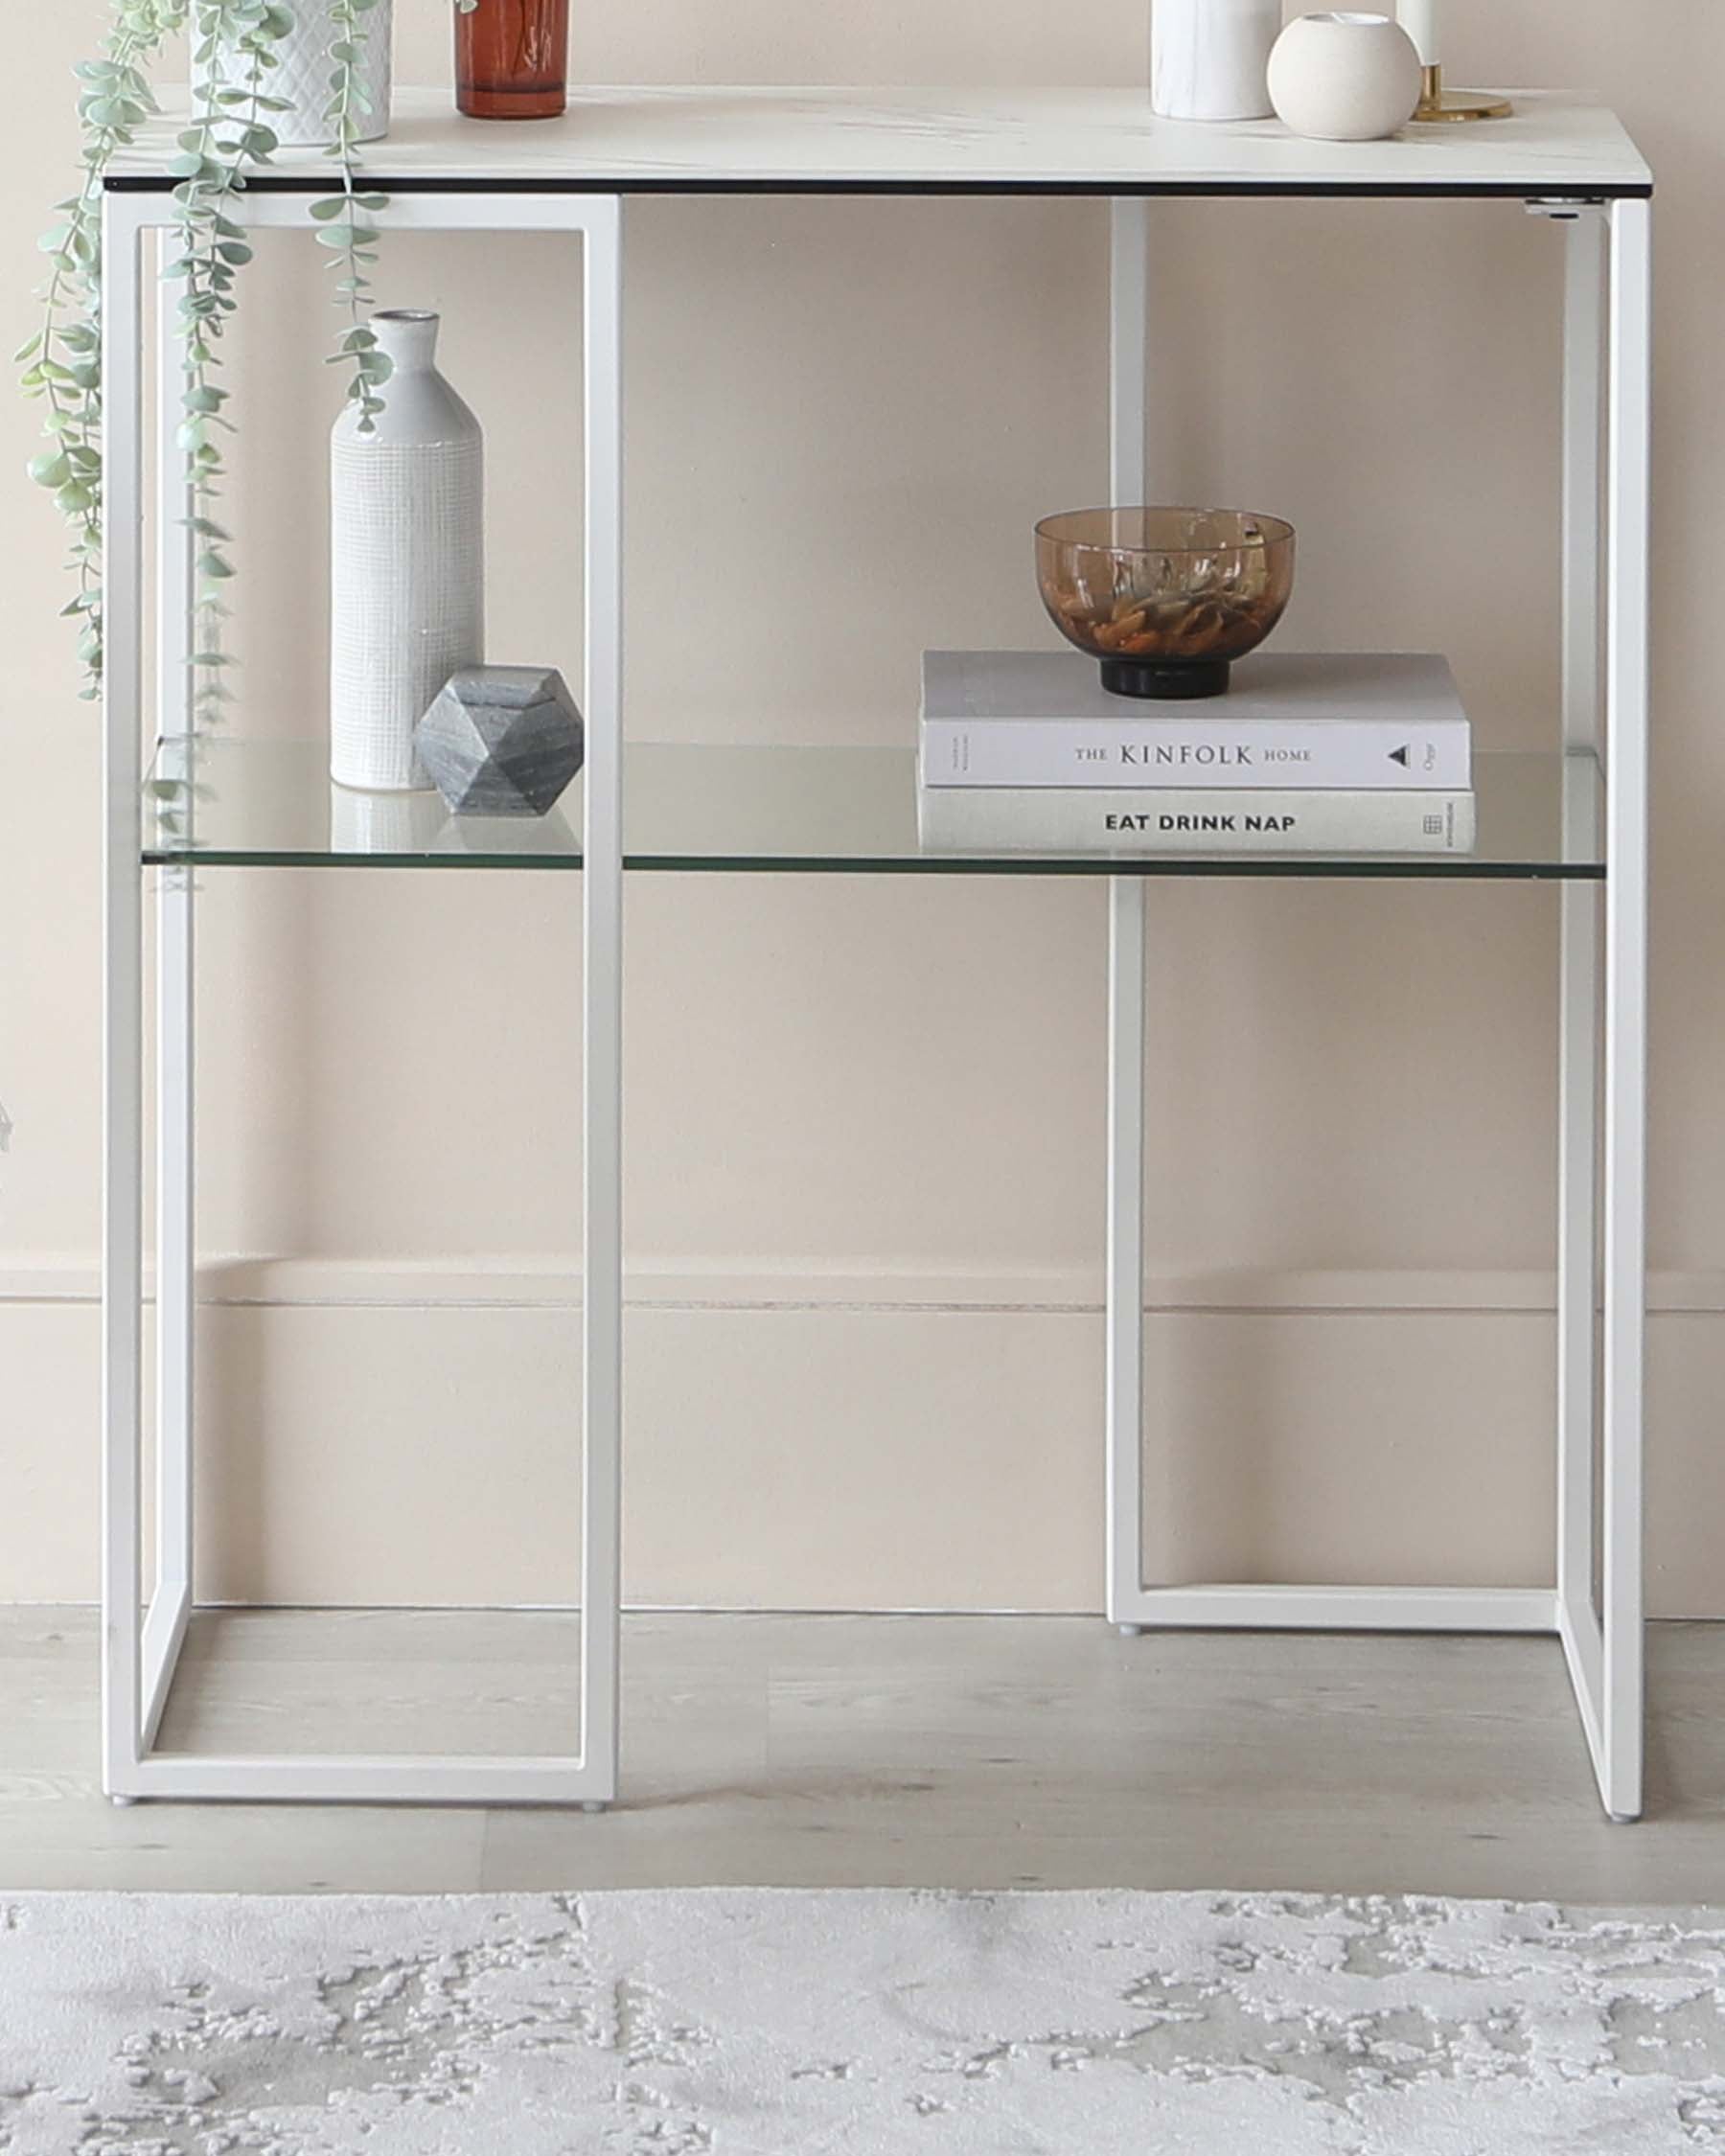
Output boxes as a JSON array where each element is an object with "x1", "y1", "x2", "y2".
[
  {"x1": 196, "y1": 0, "x2": 394, "y2": 148},
  {"x1": 330, "y1": 311, "x2": 485, "y2": 793}
]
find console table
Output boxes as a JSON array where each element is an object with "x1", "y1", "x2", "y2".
[{"x1": 102, "y1": 89, "x2": 1653, "y2": 1818}]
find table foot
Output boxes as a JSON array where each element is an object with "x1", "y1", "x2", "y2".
[{"x1": 1116, "y1": 1622, "x2": 1145, "y2": 1638}]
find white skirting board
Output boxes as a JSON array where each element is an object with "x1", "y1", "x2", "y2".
[{"x1": 3, "y1": 1269, "x2": 1722, "y2": 1615}]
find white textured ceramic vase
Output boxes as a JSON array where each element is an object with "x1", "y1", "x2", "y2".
[
  {"x1": 1268, "y1": 11, "x2": 1423, "y2": 140},
  {"x1": 1152, "y1": 0, "x2": 1281, "y2": 121},
  {"x1": 197, "y1": 0, "x2": 394, "y2": 148},
  {"x1": 330, "y1": 311, "x2": 485, "y2": 793},
  {"x1": 328, "y1": 783, "x2": 448, "y2": 852}
]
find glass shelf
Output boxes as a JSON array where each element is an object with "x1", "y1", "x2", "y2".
[{"x1": 143, "y1": 737, "x2": 1605, "y2": 880}]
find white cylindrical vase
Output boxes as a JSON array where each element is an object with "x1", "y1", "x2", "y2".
[
  {"x1": 1152, "y1": 0, "x2": 1281, "y2": 122},
  {"x1": 328, "y1": 783, "x2": 448, "y2": 852},
  {"x1": 330, "y1": 311, "x2": 484, "y2": 793},
  {"x1": 196, "y1": 0, "x2": 394, "y2": 148},
  {"x1": 1269, "y1": 11, "x2": 1423, "y2": 140}
]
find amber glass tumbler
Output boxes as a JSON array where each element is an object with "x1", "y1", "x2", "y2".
[{"x1": 456, "y1": 0, "x2": 571, "y2": 120}]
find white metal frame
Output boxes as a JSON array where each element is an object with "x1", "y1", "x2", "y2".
[
  {"x1": 102, "y1": 187, "x2": 625, "y2": 1805},
  {"x1": 1102, "y1": 195, "x2": 1651, "y2": 1823},
  {"x1": 103, "y1": 159, "x2": 1649, "y2": 1819}
]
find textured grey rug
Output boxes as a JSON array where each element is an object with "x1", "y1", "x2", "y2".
[{"x1": 1, "y1": 1889, "x2": 1721, "y2": 2150}]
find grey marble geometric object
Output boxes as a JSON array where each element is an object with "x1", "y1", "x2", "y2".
[{"x1": 414, "y1": 665, "x2": 585, "y2": 816}]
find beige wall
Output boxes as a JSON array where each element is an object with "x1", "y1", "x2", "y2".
[{"x1": 3, "y1": 2, "x2": 1721, "y2": 1613}]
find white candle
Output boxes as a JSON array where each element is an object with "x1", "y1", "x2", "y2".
[{"x1": 1399, "y1": 0, "x2": 1439, "y2": 66}]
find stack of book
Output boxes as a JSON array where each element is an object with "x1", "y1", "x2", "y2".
[{"x1": 917, "y1": 651, "x2": 1477, "y2": 856}]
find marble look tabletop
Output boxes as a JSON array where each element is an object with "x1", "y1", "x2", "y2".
[{"x1": 112, "y1": 85, "x2": 1651, "y2": 196}]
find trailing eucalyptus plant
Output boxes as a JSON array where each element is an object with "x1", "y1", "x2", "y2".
[
  {"x1": 22, "y1": 0, "x2": 481, "y2": 700},
  {"x1": 18, "y1": 0, "x2": 189, "y2": 700},
  {"x1": 311, "y1": 0, "x2": 394, "y2": 432},
  {"x1": 172, "y1": 1, "x2": 294, "y2": 730}
]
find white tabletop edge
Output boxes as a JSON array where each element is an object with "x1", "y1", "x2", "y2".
[{"x1": 110, "y1": 85, "x2": 1653, "y2": 195}]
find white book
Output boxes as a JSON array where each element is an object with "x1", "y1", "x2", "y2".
[
  {"x1": 917, "y1": 785, "x2": 1477, "y2": 856},
  {"x1": 920, "y1": 651, "x2": 1472, "y2": 791}
]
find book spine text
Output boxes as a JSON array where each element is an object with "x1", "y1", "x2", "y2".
[
  {"x1": 921, "y1": 720, "x2": 1471, "y2": 791},
  {"x1": 917, "y1": 787, "x2": 1478, "y2": 855}
]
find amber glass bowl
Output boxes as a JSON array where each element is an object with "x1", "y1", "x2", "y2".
[{"x1": 1035, "y1": 508, "x2": 1296, "y2": 699}]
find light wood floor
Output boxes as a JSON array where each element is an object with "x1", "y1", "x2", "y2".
[{"x1": 3, "y1": 1608, "x2": 1722, "y2": 1899}]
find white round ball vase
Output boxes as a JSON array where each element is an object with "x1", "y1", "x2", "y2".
[{"x1": 1268, "y1": 11, "x2": 1423, "y2": 142}]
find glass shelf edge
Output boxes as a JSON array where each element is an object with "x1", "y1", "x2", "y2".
[
  {"x1": 140, "y1": 852, "x2": 1606, "y2": 878},
  {"x1": 141, "y1": 739, "x2": 1605, "y2": 881}
]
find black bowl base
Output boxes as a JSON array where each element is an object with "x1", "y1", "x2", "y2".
[{"x1": 1099, "y1": 657, "x2": 1231, "y2": 700}]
